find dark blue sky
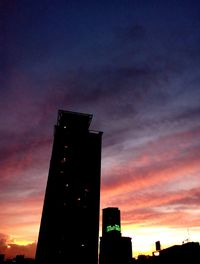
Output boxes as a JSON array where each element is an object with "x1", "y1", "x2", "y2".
[{"x1": 1, "y1": 0, "x2": 200, "y2": 258}]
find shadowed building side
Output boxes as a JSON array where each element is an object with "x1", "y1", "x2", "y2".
[{"x1": 36, "y1": 110, "x2": 103, "y2": 264}]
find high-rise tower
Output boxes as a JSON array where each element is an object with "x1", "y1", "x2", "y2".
[
  {"x1": 36, "y1": 110, "x2": 103, "y2": 264},
  {"x1": 99, "y1": 207, "x2": 132, "y2": 264},
  {"x1": 102, "y1": 207, "x2": 121, "y2": 238}
]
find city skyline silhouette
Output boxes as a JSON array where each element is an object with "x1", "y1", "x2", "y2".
[{"x1": 1, "y1": 0, "x2": 200, "y2": 261}]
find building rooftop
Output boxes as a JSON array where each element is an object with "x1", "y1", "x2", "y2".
[{"x1": 57, "y1": 110, "x2": 93, "y2": 130}]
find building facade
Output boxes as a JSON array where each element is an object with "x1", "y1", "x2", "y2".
[{"x1": 36, "y1": 110, "x2": 103, "y2": 264}]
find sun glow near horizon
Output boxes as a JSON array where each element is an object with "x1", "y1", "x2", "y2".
[
  {"x1": 11, "y1": 239, "x2": 35, "y2": 246},
  {"x1": 122, "y1": 224, "x2": 200, "y2": 258}
]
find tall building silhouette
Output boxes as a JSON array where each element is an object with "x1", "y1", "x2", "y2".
[
  {"x1": 99, "y1": 207, "x2": 132, "y2": 264},
  {"x1": 36, "y1": 110, "x2": 103, "y2": 264}
]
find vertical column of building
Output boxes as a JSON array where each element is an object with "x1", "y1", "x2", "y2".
[
  {"x1": 36, "y1": 110, "x2": 103, "y2": 264},
  {"x1": 99, "y1": 207, "x2": 132, "y2": 264}
]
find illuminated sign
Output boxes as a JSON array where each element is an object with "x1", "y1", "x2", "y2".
[{"x1": 106, "y1": 224, "x2": 121, "y2": 232}]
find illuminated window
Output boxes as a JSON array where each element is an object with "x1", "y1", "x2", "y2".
[{"x1": 61, "y1": 157, "x2": 67, "y2": 163}]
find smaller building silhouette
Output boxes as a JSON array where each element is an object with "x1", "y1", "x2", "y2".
[
  {"x1": 99, "y1": 207, "x2": 132, "y2": 264},
  {"x1": 0, "y1": 255, "x2": 5, "y2": 264},
  {"x1": 158, "y1": 242, "x2": 200, "y2": 264}
]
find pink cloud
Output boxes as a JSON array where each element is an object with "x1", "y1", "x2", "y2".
[
  {"x1": 101, "y1": 125, "x2": 200, "y2": 196},
  {"x1": 100, "y1": 126, "x2": 200, "y2": 231}
]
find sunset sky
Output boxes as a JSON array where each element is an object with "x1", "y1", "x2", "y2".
[{"x1": 1, "y1": 0, "x2": 200, "y2": 259}]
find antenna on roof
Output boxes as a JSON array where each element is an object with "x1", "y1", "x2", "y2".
[{"x1": 182, "y1": 228, "x2": 190, "y2": 244}]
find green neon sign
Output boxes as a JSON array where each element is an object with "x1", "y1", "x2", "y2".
[{"x1": 106, "y1": 224, "x2": 121, "y2": 232}]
